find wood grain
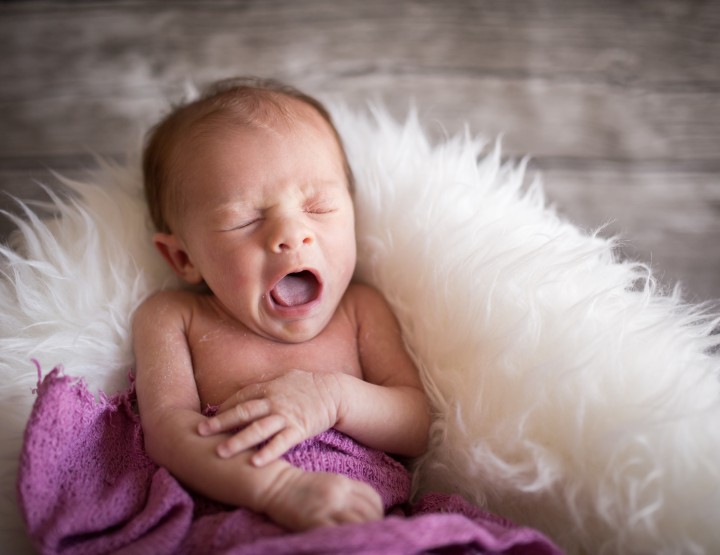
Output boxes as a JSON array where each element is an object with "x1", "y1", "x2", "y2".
[{"x1": 1, "y1": 0, "x2": 718, "y2": 300}]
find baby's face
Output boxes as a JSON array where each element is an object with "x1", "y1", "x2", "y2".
[{"x1": 170, "y1": 103, "x2": 356, "y2": 343}]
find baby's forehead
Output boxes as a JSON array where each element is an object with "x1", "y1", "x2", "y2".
[
  {"x1": 176, "y1": 94, "x2": 344, "y2": 175},
  {"x1": 205, "y1": 92, "x2": 325, "y2": 133},
  {"x1": 174, "y1": 102, "x2": 331, "y2": 174}
]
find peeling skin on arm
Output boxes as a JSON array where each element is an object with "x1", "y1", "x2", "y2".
[{"x1": 134, "y1": 291, "x2": 285, "y2": 510}]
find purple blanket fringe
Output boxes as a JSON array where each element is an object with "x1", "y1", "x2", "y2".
[{"x1": 18, "y1": 368, "x2": 564, "y2": 555}]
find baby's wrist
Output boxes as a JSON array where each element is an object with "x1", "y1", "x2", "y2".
[
  {"x1": 318, "y1": 371, "x2": 348, "y2": 426},
  {"x1": 253, "y1": 462, "x2": 302, "y2": 516}
]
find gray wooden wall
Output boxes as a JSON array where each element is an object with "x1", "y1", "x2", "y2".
[{"x1": 2, "y1": 0, "x2": 718, "y2": 301}]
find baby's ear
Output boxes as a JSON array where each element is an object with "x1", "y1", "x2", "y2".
[{"x1": 153, "y1": 233, "x2": 203, "y2": 284}]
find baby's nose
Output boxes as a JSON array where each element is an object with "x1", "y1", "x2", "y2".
[{"x1": 267, "y1": 217, "x2": 313, "y2": 253}]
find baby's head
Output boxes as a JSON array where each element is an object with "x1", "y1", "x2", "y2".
[
  {"x1": 142, "y1": 77, "x2": 358, "y2": 343},
  {"x1": 143, "y1": 77, "x2": 355, "y2": 235}
]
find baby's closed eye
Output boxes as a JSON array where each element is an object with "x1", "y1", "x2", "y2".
[
  {"x1": 305, "y1": 205, "x2": 336, "y2": 215},
  {"x1": 222, "y1": 217, "x2": 263, "y2": 231},
  {"x1": 303, "y1": 196, "x2": 338, "y2": 215}
]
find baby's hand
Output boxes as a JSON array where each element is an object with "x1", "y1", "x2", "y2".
[
  {"x1": 198, "y1": 369, "x2": 342, "y2": 464},
  {"x1": 261, "y1": 466, "x2": 384, "y2": 530}
]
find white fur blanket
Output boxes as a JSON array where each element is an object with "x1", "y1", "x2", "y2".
[{"x1": 1, "y1": 104, "x2": 719, "y2": 554}]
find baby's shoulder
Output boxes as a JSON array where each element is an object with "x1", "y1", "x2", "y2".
[
  {"x1": 342, "y1": 282, "x2": 395, "y2": 319},
  {"x1": 344, "y1": 282, "x2": 383, "y2": 302},
  {"x1": 133, "y1": 288, "x2": 200, "y2": 326},
  {"x1": 139, "y1": 287, "x2": 198, "y2": 308}
]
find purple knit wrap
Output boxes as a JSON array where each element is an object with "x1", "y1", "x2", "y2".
[{"x1": 18, "y1": 367, "x2": 564, "y2": 555}]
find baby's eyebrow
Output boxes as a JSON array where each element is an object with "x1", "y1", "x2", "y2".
[
  {"x1": 213, "y1": 199, "x2": 256, "y2": 213},
  {"x1": 302, "y1": 179, "x2": 347, "y2": 196},
  {"x1": 209, "y1": 202, "x2": 257, "y2": 223}
]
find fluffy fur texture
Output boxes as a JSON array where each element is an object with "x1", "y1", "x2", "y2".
[{"x1": 1, "y1": 104, "x2": 719, "y2": 554}]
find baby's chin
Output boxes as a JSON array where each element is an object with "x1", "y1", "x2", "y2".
[{"x1": 255, "y1": 318, "x2": 329, "y2": 345}]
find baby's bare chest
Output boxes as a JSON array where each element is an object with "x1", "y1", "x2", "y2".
[{"x1": 187, "y1": 312, "x2": 363, "y2": 407}]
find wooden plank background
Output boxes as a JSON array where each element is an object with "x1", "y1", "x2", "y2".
[{"x1": 1, "y1": 0, "x2": 718, "y2": 301}]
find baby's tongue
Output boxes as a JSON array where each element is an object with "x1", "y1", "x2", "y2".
[{"x1": 271, "y1": 271, "x2": 319, "y2": 307}]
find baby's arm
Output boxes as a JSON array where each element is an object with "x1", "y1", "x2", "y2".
[
  {"x1": 330, "y1": 283, "x2": 431, "y2": 455},
  {"x1": 326, "y1": 285, "x2": 430, "y2": 456},
  {"x1": 133, "y1": 291, "x2": 382, "y2": 529},
  {"x1": 203, "y1": 284, "x2": 430, "y2": 463}
]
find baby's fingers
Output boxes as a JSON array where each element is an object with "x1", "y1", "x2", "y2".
[
  {"x1": 215, "y1": 414, "x2": 286, "y2": 458},
  {"x1": 325, "y1": 481, "x2": 384, "y2": 526},
  {"x1": 251, "y1": 427, "x2": 305, "y2": 466},
  {"x1": 352, "y1": 483, "x2": 384, "y2": 522},
  {"x1": 329, "y1": 500, "x2": 382, "y2": 526},
  {"x1": 216, "y1": 384, "x2": 264, "y2": 414},
  {"x1": 198, "y1": 399, "x2": 271, "y2": 436}
]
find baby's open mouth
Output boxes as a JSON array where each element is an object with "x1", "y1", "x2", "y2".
[{"x1": 270, "y1": 271, "x2": 321, "y2": 308}]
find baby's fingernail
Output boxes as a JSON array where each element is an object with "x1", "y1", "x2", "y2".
[
  {"x1": 217, "y1": 444, "x2": 232, "y2": 458},
  {"x1": 199, "y1": 419, "x2": 219, "y2": 435},
  {"x1": 252, "y1": 454, "x2": 265, "y2": 466}
]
